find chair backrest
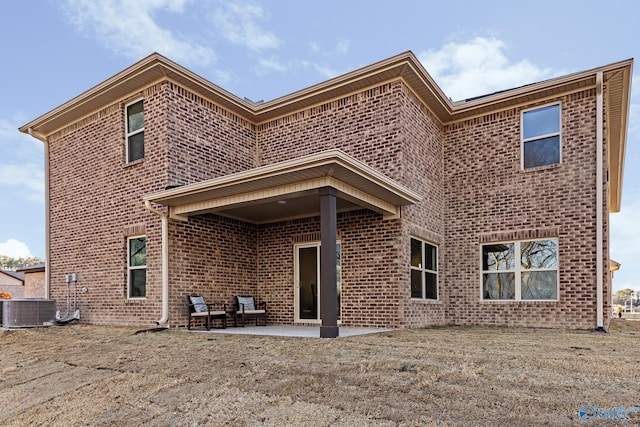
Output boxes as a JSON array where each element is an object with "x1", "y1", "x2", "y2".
[
  {"x1": 188, "y1": 295, "x2": 208, "y2": 313},
  {"x1": 235, "y1": 296, "x2": 255, "y2": 311}
]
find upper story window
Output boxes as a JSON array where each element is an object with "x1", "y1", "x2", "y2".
[
  {"x1": 128, "y1": 235, "x2": 146, "y2": 299},
  {"x1": 126, "y1": 100, "x2": 144, "y2": 162},
  {"x1": 481, "y1": 239, "x2": 558, "y2": 301},
  {"x1": 410, "y1": 237, "x2": 438, "y2": 300},
  {"x1": 521, "y1": 103, "x2": 561, "y2": 169}
]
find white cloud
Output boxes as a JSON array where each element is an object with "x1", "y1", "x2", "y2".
[
  {"x1": 306, "y1": 39, "x2": 349, "y2": 57},
  {"x1": 254, "y1": 57, "x2": 339, "y2": 81},
  {"x1": 0, "y1": 239, "x2": 32, "y2": 259},
  {"x1": 211, "y1": 1, "x2": 279, "y2": 50},
  {"x1": 335, "y1": 39, "x2": 349, "y2": 55},
  {"x1": 611, "y1": 195, "x2": 640, "y2": 291},
  {"x1": 62, "y1": 0, "x2": 216, "y2": 67},
  {"x1": 257, "y1": 57, "x2": 285, "y2": 73},
  {"x1": 0, "y1": 163, "x2": 45, "y2": 202},
  {"x1": 418, "y1": 37, "x2": 558, "y2": 101},
  {"x1": 0, "y1": 114, "x2": 45, "y2": 203},
  {"x1": 0, "y1": 115, "x2": 38, "y2": 152},
  {"x1": 313, "y1": 63, "x2": 339, "y2": 79}
]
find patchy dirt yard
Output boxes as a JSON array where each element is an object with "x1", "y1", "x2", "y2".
[{"x1": 1, "y1": 320, "x2": 638, "y2": 426}]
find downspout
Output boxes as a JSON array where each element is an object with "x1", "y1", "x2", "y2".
[
  {"x1": 28, "y1": 128, "x2": 50, "y2": 299},
  {"x1": 145, "y1": 200, "x2": 169, "y2": 326},
  {"x1": 595, "y1": 71, "x2": 605, "y2": 332}
]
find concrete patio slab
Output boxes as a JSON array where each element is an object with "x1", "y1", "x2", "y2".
[{"x1": 185, "y1": 325, "x2": 393, "y2": 338}]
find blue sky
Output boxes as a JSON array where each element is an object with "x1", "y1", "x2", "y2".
[{"x1": 0, "y1": 0, "x2": 638, "y2": 292}]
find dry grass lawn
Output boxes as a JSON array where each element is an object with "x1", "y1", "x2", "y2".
[{"x1": 1, "y1": 320, "x2": 639, "y2": 426}]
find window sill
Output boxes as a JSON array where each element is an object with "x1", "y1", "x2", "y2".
[
  {"x1": 125, "y1": 298, "x2": 146, "y2": 303},
  {"x1": 124, "y1": 158, "x2": 144, "y2": 168},
  {"x1": 521, "y1": 162, "x2": 561, "y2": 173},
  {"x1": 480, "y1": 299, "x2": 559, "y2": 303},
  {"x1": 411, "y1": 298, "x2": 441, "y2": 304}
]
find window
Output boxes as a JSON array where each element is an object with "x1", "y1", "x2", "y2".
[
  {"x1": 128, "y1": 236, "x2": 146, "y2": 298},
  {"x1": 126, "y1": 100, "x2": 144, "y2": 162},
  {"x1": 481, "y1": 239, "x2": 558, "y2": 301},
  {"x1": 410, "y1": 238, "x2": 438, "y2": 300},
  {"x1": 522, "y1": 104, "x2": 560, "y2": 169}
]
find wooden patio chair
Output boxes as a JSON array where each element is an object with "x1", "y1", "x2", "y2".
[
  {"x1": 233, "y1": 296, "x2": 267, "y2": 327},
  {"x1": 187, "y1": 295, "x2": 227, "y2": 330}
]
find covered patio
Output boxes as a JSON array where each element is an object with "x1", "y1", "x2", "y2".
[{"x1": 145, "y1": 150, "x2": 421, "y2": 337}]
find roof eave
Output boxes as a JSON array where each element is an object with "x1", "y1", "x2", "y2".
[
  {"x1": 19, "y1": 53, "x2": 256, "y2": 137},
  {"x1": 18, "y1": 52, "x2": 632, "y2": 214}
]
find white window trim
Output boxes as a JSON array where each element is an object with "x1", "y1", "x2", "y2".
[
  {"x1": 480, "y1": 238, "x2": 559, "y2": 302},
  {"x1": 125, "y1": 98, "x2": 144, "y2": 163},
  {"x1": 520, "y1": 102, "x2": 562, "y2": 170},
  {"x1": 410, "y1": 237, "x2": 439, "y2": 301},
  {"x1": 127, "y1": 235, "x2": 146, "y2": 300}
]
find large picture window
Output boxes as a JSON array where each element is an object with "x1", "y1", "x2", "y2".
[
  {"x1": 522, "y1": 104, "x2": 561, "y2": 169},
  {"x1": 481, "y1": 239, "x2": 558, "y2": 301},
  {"x1": 126, "y1": 99, "x2": 144, "y2": 162},
  {"x1": 410, "y1": 238, "x2": 438, "y2": 300},
  {"x1": 128, "y1": 236, "x2": 146, "y2": 298}
]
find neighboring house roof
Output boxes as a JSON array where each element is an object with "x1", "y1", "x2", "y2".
[
  {"x1": 0, "y1": 270, "x2": 25, "y2": 283},
  {"x1": 16, "y1": 263, "x2": 46, "y2": 274},
  {"x1": 19, "y1": 51, "x2": 633, "y2": 212}
]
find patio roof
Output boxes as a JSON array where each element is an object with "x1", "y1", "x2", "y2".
[{"x1": 144, "y1": 149, "x2": 422, "y2": 223}]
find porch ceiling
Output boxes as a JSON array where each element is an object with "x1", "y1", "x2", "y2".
[{"x1": 144, "y1": 149, "x2": 422, "y2": 224}]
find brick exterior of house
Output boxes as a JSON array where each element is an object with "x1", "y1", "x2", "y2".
[
  {"x1": 21, "y1": 52, "x2": 631, "y2": 331},
  {"x1": 0, "y1": 271, "x2": 24, "y2": 298}
]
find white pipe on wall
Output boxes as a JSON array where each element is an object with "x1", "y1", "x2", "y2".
[
  {"x1": 595, "y1": 71, "x2": 604, "y2": 330},
  {"x1": 145, "y1": 200, "x2": 169, "y2": 326}
]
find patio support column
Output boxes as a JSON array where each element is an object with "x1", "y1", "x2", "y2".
[{"x1": 319, "y1": 186, "x2": 339, "y2": 338}]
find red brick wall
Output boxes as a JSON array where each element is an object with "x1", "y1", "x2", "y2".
[
  {"x1": 44, "y1": 71, "x2": 610, "y2": 331},
  {"x1": 257, "y1": 82, "x2": 404, "y2": 180},
  {"x1": 168, "y1": 214, "x2": 257, "y2": 327},
  {"x1": 252, "y1": 82, "x2": 444, "y2": 327},
  {"x1": 256, "y1": 81, "x2": 447, "y2": 328},
  {"x1": 256, "y1": 210, "x2": 404, "y2": 328},
  {"x1": 47, "y1": 83, "x2": 169, "y2": 325},
  {"x1": 165, "y1": 82, "x2": 256, "y2": 185},
  {"x1": 442, "y1": 89, "x2": 609, "y2": 329},
  {"x1": 397, "y1": 85, "x2": 446, "y2": 327},
  {"x1": 45, "y1": 80, "x2": 258, "y2": 327},
  {"x1": 24, "y1": 272, "x2": 45, "y2": 298}
]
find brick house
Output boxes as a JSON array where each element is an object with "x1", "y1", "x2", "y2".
[
  {"x1": 20, "y1": 52, "x2": 632, "y2": 334},
  {"x1": 0, "y1": 270, "x2": 24, "y2": 298},
  {"x1": 16, "y1": 263, "x2": 46, "y2": 298}
]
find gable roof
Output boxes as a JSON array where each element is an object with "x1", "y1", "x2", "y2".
[
  {"x1": 0, "y1": 270, "x2": 25, "y2": 283},
  {"x1": 16, "y1": 263, "x2": 46, "y2": 274},
  {"x1": 145, "y1": 149, "x2": 422, "y2": 223},
  {"x1": 19, "y1": 51, "x2": 633, "y2": 212}
]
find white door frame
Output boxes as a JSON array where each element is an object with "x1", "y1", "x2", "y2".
[{"x1": 293, "y1": 241, "x2": 341, "y2": 323}]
